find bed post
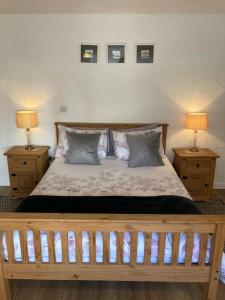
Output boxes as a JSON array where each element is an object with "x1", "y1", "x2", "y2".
[
  {"x1": 55, "y1": 122, "x2": 59, "y2": 146},
  {"x1": 206, "y1": 224, "x2": 225, "y2": 300},
  {"x1": 0, "y1": 234, "x2": 10, "y2": 300},
  {"x1": 162, "y1": 124, "x2": 168, "y2": 153}
]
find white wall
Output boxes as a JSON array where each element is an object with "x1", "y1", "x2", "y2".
[{"x1": 0, "y1": 14, "x2": 225, "y2": 187}]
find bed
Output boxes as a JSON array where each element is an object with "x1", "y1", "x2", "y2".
[{"x1": 0, "y1": 122, "x2": 225, "y2": 300}]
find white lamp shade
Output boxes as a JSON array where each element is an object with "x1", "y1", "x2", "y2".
[
  {"x1": 186, "y1": 113, "x2": 208, "y2": 131},
  {"x1": 16, "y1": 110, "x2": 38, "y2": 129}
]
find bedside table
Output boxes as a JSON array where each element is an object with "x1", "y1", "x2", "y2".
[
  {"x1": 4, "y1": 146, "x2": 50, "y2": 198},
  {"x1": 173, "y1": 148, "x2": 220, "y2": 201}
]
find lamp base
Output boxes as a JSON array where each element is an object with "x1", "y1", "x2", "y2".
[
  {"x1": 25, "y1": 145, "x2": 35, "y2": 150},
  {"x1": 189, "y1": 146, "x2": 199, "y2": 152}
]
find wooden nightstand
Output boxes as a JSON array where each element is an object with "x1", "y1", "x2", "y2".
[
  {"x1": 4, "y1": 146, "x2": 50, "y2": 198},
  {"x1": 173, "y1": 148, "x2": 219, "y2": 201}
]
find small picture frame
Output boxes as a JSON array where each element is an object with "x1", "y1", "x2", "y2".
[
  {"x1": 136, "y1": 44, "x2": 154, "y2": 63},
  {"x1": 81, "y1": 44, "x2": 98, "y2": 63},
  {"x1": 107, "y1": 44, "x2": 126, "y2": 63}
]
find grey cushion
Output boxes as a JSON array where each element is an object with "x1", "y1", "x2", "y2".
[
  {"x1": 109, "y1": 124, "x2": 161, "y2": 156},
  {"x1": 65, "y1": 132, "x2": 101, "y2": 165},
  {"x1": 126, "y1": 132, "x2": 164, "y2": 168},
  {"x1": 70, "y1": 126, "x2": 111, "y2": 155}
]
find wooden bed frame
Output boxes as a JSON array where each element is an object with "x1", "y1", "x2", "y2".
[{"x1": 0, "y1": 122, "x2": 225, "y2": 300}]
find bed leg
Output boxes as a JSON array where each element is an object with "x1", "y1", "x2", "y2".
[
  {"x1": 206, "y1": 224, "x2": 225, "y2": 300},
  {"x1": 0, "y1": 233, "x2": 10, "y2": 300},
  {"x1": 0, "y1": 263, "x2": 10, "y2": 300}
]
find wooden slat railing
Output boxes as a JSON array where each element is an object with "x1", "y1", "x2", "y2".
[
  {"x1": 1, "y1": 229, "x2": 216, "y2": 267},
  {"x1": 0, "y1": 214, "x2": 224, "y2": 300}
]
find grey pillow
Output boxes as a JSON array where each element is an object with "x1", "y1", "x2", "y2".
[
  {"x1": 109, "y1": 124, "x2": 161, "y2": 156},
  {"x1": 65, "y1": 131, "x2": 101, "y2": 165},
  {"x1": 126, "y1": 132, "x2": 164, "y2": 168}
]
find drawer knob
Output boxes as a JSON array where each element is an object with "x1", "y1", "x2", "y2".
[
  {"x1": 205, "y1": 183, "x2": 209, "y2": 187},
  {"x1": 196, "y1": 163, "x2": 200, "y2": 168},
  {"x1": 12, "y1": 187, "x2": 18, "y2": 191},
  {"x1": 182, "y1": 176, "x2": 188, "y2": 180},
  {"x1": 22, "y1": 161, "x2": 27, "y2": 165},
  {"x1": 11, "y1": 173, "x2": 16, "y2": 177}
]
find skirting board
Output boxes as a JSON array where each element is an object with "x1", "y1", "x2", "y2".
[{"x1": 214, "y1": 183, "x2": 225, "y2": 189}]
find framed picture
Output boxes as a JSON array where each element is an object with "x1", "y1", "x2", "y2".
[
  {"x1": 136, "y1": 44, "x2": 154, "y2": 63},
  {"x1": 107, "y1": 44, "x2": 126, "y2": 63},
  {"x1": 81, "y1": 44, "x2": 98, "y2": 63}
]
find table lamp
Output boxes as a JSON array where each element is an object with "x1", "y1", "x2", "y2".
[
  {"x1": 16, "y1": 110, "x2": 38, "y2": 150},
  {"x1": 186, "y1": 112, "x2": 208, "y2": 152}
]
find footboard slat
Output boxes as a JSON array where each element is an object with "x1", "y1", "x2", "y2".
[
  {"x1": 33, "y1": 230, "x2": 42, "y2": 264},
  {"x1": 20, "y1": 231, "x2": 28, "y2": 264},
  {"x1": 117, "y1": 232, "x2": 124, "y2": 264},
  {"x1": 158, "y1": 233, "x2": 166, "y2": 266},
  {"x1": 185, "y1": 233, "x2": 194, "y2": 267},
  {"x1": 103, "y1": 232, "x2": 109, "y2": 264},
  {"x1": 130, "y1": 232, "x2": 137, "y2": 265},
  {"x1": 199, "y1": 233, "x2": 209, "y2": 266},
  {"x1": 47, "y1": 231, "x2": 55, "y2": 264},
  {"x1": 5, "y1": 231, "x2": 14, "y2": 264},
  {"x1": 75, "y1": 232, "x2": 82, "y2": 264},
  {"x1": 144, "y1": 232, "x2": 151, "y2": 265},
  {"x1": 171, "y1": 233, "x2": 180, "y2": 265},
  {"x1": 61, "y1": 231, "x2": 69, "y2": 264},
  {"x1": 89, "y1": 232, "x2": 96, "y2": 264}
]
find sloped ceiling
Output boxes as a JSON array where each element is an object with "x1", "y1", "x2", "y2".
[{"x1": 0, "y1": 0, "x2": 225, "y2": 13}]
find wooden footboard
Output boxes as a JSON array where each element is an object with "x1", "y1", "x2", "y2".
[{"x1": 0, "y1": 213, "x2": 225, "y2": 300}]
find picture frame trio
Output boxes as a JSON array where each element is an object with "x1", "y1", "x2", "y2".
[{"x1": 81, "y1": 44, "x2": 154, "y2": 64}]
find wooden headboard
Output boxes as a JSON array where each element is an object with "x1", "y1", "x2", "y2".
[{"x1": 54, "y1": 122, "x2": 169, "y2": 152}]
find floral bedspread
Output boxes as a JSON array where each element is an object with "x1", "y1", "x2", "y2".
[{"x1": 32, "y1": 157, "x2": 190, "y2": 198}]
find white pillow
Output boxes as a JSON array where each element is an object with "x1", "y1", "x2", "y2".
[
  {"x1": 112, "y1": 128, "x2": 164, "y2": 161},
  {"x1": 55, "y1": 125, "x2": 108, "y2": 159}
]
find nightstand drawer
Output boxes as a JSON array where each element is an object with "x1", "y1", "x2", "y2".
[
  {"x1": 8, "y1": 157, "x2": 37, "y2": 169},
  {"x1": 10, "y1": 170, "x2": 38, "y2": 198},
  {"x1": 182, "y1": 173, "x2": 210, "y2": 197},
  {"x1": 186, "y1": 159, "x2": 212, "y2": 173}
]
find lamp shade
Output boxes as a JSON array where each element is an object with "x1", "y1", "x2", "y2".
[
  {"x1": 16, "y1": 110, "x2": 38, "y2": 129},
  {"x1": 186, "y1": 113, "x2": 208, "y2": 131}
]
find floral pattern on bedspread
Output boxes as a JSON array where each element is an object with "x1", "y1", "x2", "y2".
[
  {"x1": 32, "y1": 169, "x2": 188, "y2": 197},
  {"x1": 32, "y1": 162, "x2": 190, "y2": 197}
]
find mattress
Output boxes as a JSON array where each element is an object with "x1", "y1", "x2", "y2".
[
  {"x1": 2, "y1": 230, "x2": 225, "y2": 283},
  {"x1": 32, "y1": 156, "x2": 191, "y2": 198}
]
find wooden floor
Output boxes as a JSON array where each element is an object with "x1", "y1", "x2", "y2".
[
  {"x1": 1, "y1": 187, "x2": 225, "y2": 299},
  {"x1": 8, "y1": 280, "x2": 225, "y2": 300}
]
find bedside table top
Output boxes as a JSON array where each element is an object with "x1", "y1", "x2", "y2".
[
  {"x1": 173, "y1": 148, "x2": 220, "y2": 158},
  {"x1": 4, "y1": 146, "x2": 50, "y2": 156}
]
